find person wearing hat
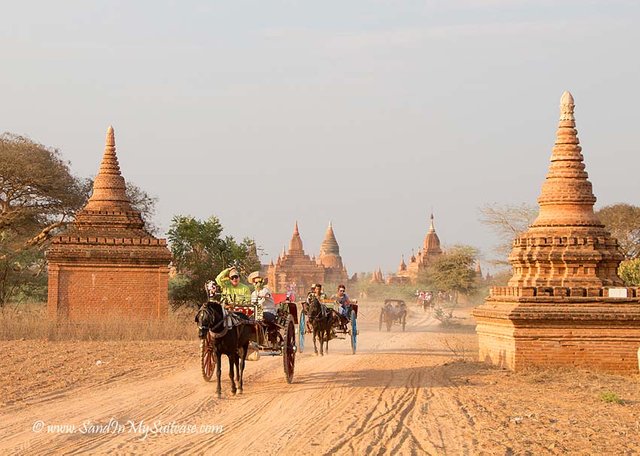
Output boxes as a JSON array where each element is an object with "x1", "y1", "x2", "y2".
[
  {"x1": 215, "y1": 266, "x2": 252, "y2": 303},
  {"x1": 248, "y1": 271, "x2": 276, "y2": 323}
]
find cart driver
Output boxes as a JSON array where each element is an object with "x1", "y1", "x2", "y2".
[
  {"x1": 307, "y1": 283, "x2": 326, "y2": 305},
  {"x1": 215, "y1": 266, "x2": 252, "y2": 303},
  {"x1": 248, "y1": 271, "x2": 277, "y2": 324},
  {"x1": 332, "y1": 284, "x2": 352, "y2": 325}
]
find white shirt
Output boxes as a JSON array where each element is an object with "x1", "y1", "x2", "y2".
[{"x1": 251, "y1": 286, "x2": 276, "y2": 313}]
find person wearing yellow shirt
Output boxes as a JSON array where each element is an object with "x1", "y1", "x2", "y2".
[{"x1": 215, "y1": 266, "x2": 252, "y2": 304}]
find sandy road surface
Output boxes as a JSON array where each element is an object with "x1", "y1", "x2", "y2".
[{"x1": 2, "y1": 303, "x2": 639, "y2": 455}]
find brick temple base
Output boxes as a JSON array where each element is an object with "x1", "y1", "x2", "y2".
[
  {"x1": 474, "y1": 289, "x2": 640, "y2": 374},
  {"x1": 48, "y1": 263, "x2": 169, "y2": 320}
]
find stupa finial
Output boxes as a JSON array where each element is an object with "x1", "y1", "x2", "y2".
[
  {"x1": 560, "y1": 91, "x2": 575, "y2": 121},
  {"x1": 106, "y1": 125, "x2": 115, "y2": 146}
]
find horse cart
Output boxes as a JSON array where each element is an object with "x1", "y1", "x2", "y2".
[
  {"x1": 379, "y1": 299, "x2": 407, "y2": 332},
  {"x1": 198, "y1": 294, "x2": 298, "y2": 387},
  {"x1": 298, "y1": 298, "x2": 358, "y2": 355}
]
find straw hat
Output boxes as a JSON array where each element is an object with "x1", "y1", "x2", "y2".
[{"x1": 247, "y1": 271, "x2": 263, "y2": 283}]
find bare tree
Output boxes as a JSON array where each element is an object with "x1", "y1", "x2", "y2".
[
  {"x1": 596, "y1": 204, "x2": 640, "y2": 260},
  {"x1": 478, "y1": 203, "x2": 538, "y2": 265}
]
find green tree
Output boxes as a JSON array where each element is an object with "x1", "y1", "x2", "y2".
[
  {"x1": 167, "y1": 215, "x2": 260, "y2": 306},
  {"x1": 618, "y1": 259, "x2": 640, "y2": 286},
  {"x1": 423, "y1": 245, "x2": 479, "y2": 302},
  {"x1": 0, "y1": 134, "x2": 87, "y2": 305},
  {"x1": 596, "y1": 204, "x2": 640, "y2": 259}
]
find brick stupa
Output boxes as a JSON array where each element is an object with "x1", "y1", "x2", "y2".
[
  {"x1": 474, "y1": 92, "x2": 640, "y2": 373},
  {"x1": 47, "y1": 127, "x2": 172, "y2": 320}
]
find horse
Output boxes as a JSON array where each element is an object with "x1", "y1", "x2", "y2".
[
  {"x1": 379, "y1": 300, "x2": 407, "y2": 332},
  {"x1": 195, "y1": 301, "x2": 253, "y2": 398},
  {"x1": 305, "y1": 298, "x2": 335, "y2": 356}
]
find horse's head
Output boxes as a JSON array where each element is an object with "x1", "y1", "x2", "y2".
[
  {"x1": 195, "y1": 302, "x2": 225, "y2": 338},
  {"x1": 307, "y1": 297, "x2": 322, "y2": 319}
]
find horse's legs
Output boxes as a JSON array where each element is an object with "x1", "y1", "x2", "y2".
[
  {"x1": 325, "y1": 327, "x2": 329, "y2": 354},
  {"x1": 228, "y1": 355, "x2": 237, "y2": 395},
  {"x1": 238, "y1": 343, "x2": 247, "y2": 394},
  {"x1": 215, "y1": 351, "x2": 222, "y2": 399},
  {"x1": 313, "y1": 328, "x2": 319, "y2": 355}
]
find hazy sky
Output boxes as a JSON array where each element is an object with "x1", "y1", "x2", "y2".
[{"x1": 1, "y1": 1, "x2": 639, "y2": 274}]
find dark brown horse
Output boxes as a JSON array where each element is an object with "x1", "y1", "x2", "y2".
[
  {"x1": 306, "y1": 298, "x2": 336, "y2": 356},
  {"x1": 195, "y1": 302, "x2": 252, "y2": 398}
]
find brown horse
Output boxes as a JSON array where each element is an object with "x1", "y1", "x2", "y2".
[
  {"x1": 195, "y1": 302, "x2": 252, "y2": 398},
  {"x1": 306, "y1": 298, "x2": 337, "y2": 356}
]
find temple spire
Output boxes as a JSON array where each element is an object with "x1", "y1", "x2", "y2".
[
  {"x1": 319, "y1": 221, "x2": 339, "y2": 256},
  {"x1": 84, "y1": 126, "x2": 133, "y2": 212},
  {"x1": 531, "y1": 91, "x2": 599, "y2": 228},
  {"x1": 289, "y1": 222, "x2": 304, "y2": 253},
  {"x1": 507, "y1": 91, "x2": 623, "y2": 288}
]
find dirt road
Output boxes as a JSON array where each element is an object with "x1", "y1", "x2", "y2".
[{"x1": 1, "y1": 303, "x2": 639, "y2": 455}]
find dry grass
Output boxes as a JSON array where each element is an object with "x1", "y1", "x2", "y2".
[{"x1": 0, "y1": 303, "x2": 197, "y2": 341}]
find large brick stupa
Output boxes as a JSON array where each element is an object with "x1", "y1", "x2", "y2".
[
  {"x1": 46, "y1": 127, "x2": 172, "y2": 320},
  {"x1": 474, "y1": 92, "x2": 640, "y2": 373}
]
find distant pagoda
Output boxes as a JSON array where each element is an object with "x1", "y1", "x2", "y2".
[
  {"x1": 317, "y1": 222, "x2": 349, "y2": 284},
  {"x1": 267, "y1": 222, "x2": 325, "y2": 296},
  {"x1": 397, "y1": 213, "x2": 443, "y2": 283}
]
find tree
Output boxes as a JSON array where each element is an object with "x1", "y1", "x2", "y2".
[
  {"x1": 478, "y1": 203, "x2": 537, "y2": 265},
  {"x1": 0, "y1": 133, "x2": 86, "y2": 251},
  {"x1": 0, "y1": 134, "x2": 87, "y2": 305},
  {"x1": 618, "y1": 259, "x2": 640, "y2": 286},
  {"x1": 167, "y1": 215, "x2": 261, "y2": 306},
  {"x1": 595, "y1": 204, "x2": 640, "y2": 259},
  {"x1": 423, "y1": 245, "x2": 479, "y2": 302}
]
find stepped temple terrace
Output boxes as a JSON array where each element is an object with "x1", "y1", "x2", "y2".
[
  {"x1": 46, "y1": 127, "x2": 172, "y2": 320},
  {"x1": 267, "y1": 222, "x2": 349, "y2": 295},
  {"x1": 474, "y1": 92, "x2": 640, "y2": 373}
]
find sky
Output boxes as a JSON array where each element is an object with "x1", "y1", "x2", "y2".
[{"x1": 1, "y1": 0, "x2": 639, "y2": 275}]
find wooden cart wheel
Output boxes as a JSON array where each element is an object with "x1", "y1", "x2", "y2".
[
  {"x1": 201, "y1": 332, "x2": 216, "y2": 382},
  {"x1": 350, "y1": 309, "x2": 357, "y2": 354},
  {"x1": 298, "y1": 310, "x2": 306, "y2": 354},
  {"x1": 283, "y1": 315, "x2": 296, "y2": 383}
]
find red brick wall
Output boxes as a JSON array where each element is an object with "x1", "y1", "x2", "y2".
[
  {"x1": 475, "y1": 298, "x2": 640, "y2": 374},
  {"x1": 48, "y1": 265, "x2": 169, "y2": 320}
]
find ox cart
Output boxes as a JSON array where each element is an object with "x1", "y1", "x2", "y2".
[
  {"x1": 298, "y1": 299, "x2": 358, "y2": 355},
  {"x1": 379, "y1": 299, "x2": 407, "y2": 332},
  {"x1": 200, "y1": 294, "x2": 298, "y2": 384}
]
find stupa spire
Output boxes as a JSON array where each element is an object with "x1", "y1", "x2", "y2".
[
  {"x1": 319, "y1": 221, "x2": 339, "y2": 256},
  {"x1": 531, "y1": 91, "x2": 599, "y2": 228},
  {"x1": 289, "y1": 222, "x2": 304, "y2": 253},
  {"x1": 423, "y1": 212, "x2": 442, "y2": 253},
  {"x1": 507, "y1": 91, "x2": 623, "y2": 288},
  {"x1": 84, "y1": 126, "x2": 133, "y2": 212}
]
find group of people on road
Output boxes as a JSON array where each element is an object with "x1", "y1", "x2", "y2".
[
  {"x1": 208, "y1": 266, "x2": 354, "y2": 327},
  {"x1": 305, "y1": 282, "x2": 354, "y2": 338}
]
